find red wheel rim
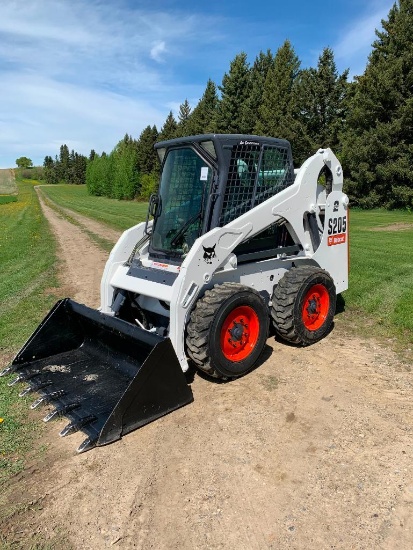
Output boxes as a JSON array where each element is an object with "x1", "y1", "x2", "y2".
[
  {"x1": 302, "y1": 284, "x2": 330, "y2": 331},
  {"x1": 220, "y1": 306, "x2": 260, "y2": 361}
]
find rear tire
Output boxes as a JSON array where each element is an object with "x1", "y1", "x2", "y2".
[
  {"x1": 186, "y1": 283, "x2": 269, "y2": 379},
  {"x1": 271, "y1": 266, "x2": 336, "y2": 345}
]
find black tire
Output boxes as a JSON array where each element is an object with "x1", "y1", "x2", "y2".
[
  {"x1": 271, "y1": 265, "x2": 336, "y2": 345},
  {"x1": 186, "y1": 283, "x2": 269, "y2": 379}
]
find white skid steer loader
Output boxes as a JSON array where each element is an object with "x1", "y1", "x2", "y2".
[{"x1": 2, "y1": 134, "x2": 349, "y2": 453}]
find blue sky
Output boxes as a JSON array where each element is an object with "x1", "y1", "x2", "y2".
[{"x1": 0, "y1": 0, "x2": 394, "y2": 168}]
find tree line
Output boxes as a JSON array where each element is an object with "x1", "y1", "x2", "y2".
[{"x1": 43, "y1": 0, "x2": 413, "y2": 209}]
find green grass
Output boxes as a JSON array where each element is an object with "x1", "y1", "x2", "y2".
[
  {"x1": 0, "y1": 196, "x2": 17, "y2": 205},
  {"x1": 0, "y1": 179, "x2": 59, "y2": 486},
  {"x1": 39, "y1": 184, "x2": 148, "y2": 231},
  {"x1": 342, "y1": 208, "x2": 413, "y2": 344},
  {"x1": 29, "y1": 185, "x2": 413, "y2": 343},
  {"x1": 34, "y1": 185, "x2": 413, "y2": 345}
]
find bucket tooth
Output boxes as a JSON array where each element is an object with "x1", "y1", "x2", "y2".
[
  {"x1": 59, "y1": 415, "x2": 97, "y2": 437},
  {"x1": 8, "y1": 371, "x2": 41, "y2": 387},
  {"x1": 30, "y1": 389, "x2": 66, "y2": 410},
  {"x1": 43, "y1": 402, "x2": 80, "y2": 422},
  {"x1": 30, "y1": 395, "x2": 48, "y2": 409},
  {"x1": 19, "y1": 380, "x2": 52, "y2": 398},
  {"x1": 0, "y1": 365, "x2": 16, "y2": 377},
  {"x1": 8, "y1": 375, "x2": 27, "y2": 387},
  {"x1": 77, "y1": 436, "x2": 98, "y2": 454}
]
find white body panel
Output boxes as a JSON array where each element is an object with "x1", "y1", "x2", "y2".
[{"x1": 100, "y1": 148, "x2": 349, "y2": 372}]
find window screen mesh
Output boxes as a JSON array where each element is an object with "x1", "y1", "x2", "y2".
[
  {"x1": 219, "y1": 143, "x2": 293, "y2": 226},
  {"x1": 257, "y1": 146, "x2": 293, "y2": 201}
]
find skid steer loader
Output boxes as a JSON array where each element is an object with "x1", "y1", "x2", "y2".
[{"x1": 1, "y1": 134, "x2": 349, "y2": 453}]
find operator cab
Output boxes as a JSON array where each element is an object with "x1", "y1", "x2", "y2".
[{"x1": 146, "y1": 134, "x2": 296, "y2": 263}]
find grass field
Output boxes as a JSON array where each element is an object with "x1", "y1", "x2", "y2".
[
  {"x1": 39, "y1": 185, "x2": 413, "y2": 344},
  {"x1": 40, "y1": 184, "x2": 148, "y2": 231},
  {"x1": 0, "y1": 178, "x2": 58, "y2": 485},
  {"x1": 343, "y1": 209, "x2": 413, "y2": 343},
  {"x1": 1, "y1": 183, "x2": 412, "y2": 491}
]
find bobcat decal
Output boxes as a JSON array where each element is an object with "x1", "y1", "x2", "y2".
[{"x1": 203, "y1": 244, "x2": 216, "y2": 264}]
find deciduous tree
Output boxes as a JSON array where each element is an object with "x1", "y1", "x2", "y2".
[{"x1": 15, "y1": 156, "x2": 33, "y2": 169}]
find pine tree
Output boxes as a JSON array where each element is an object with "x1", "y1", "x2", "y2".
[
  {"x1": 179, "y1": 99, "x2": 191, "y2": 121},
  {"x1": 185, "y1": 79, "x2": 219, "y2": 135},
  {"x1": 68, "y1": 149, "x2": 76, "y2": 183},
  {"x1": 342, "y1": 0, "x2": 413, "y2": 208},
  {"x1": 255, "y1": 40, "x2": 307, "y2": 164},
  {"x1": 242, "y1": 50, "x2": 273, "y2": 134},
  {"x1": 114, "y1": 133, "x2": 134, "y2": 155},
  {"x1": 89, "y1": 149, "x2": 96, "y2": 162},
  {"x1": 43, "y1": 155, "x2": 53, "y2": 168},
  {"x1": 73, "y1": 153, "x2": 87, "y2": 184},
  {"x1": 176, "y1": 99, "x2": 192, "y2": 137},
  {"x1": 136, "y1": 125, "x2": 159, "y2": 175},
  {"x1": 43, "y1": 155, "x2": 58, "y2": 184},
  {"x1": 216, "y1": 52, "x2": 251, "y2": 133},
  {"x1": 159, "y1": 111, "x2": 178, "y2": 141},
  {"x1": 297, "y1": 48, "x2": 349, "y2": 155},
  {"x1": 58, "y1": 144, "x2": 70, "y2": 182}
]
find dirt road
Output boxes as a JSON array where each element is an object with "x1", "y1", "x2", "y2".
[{"x1": 1, "y1": 192, "x2": 413, "y2": 549}]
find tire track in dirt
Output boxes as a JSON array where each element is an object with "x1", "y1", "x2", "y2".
[
  {"x1": 36, "y1": 187, "x2": 122, "y2": 245},
  {"x1": 34, "y1": 191, "x2": 110, "y2": 307},
  {"x1": 1, "y1": 194, "x2": 413, "y2": 549}
]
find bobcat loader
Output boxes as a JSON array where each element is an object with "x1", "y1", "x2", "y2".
[{"x1": 1, "y1": 134, "x2": 349, "y2": 453}]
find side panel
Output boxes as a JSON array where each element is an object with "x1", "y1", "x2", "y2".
[
  {"x1": 100, "y1": 221, "x2": 150, "y2": 313},
  {"x1": 212, "y1": 259, "x2": 292, "y2": 299},
  {"x1": 312, "y1": 191, "x2": 349, "y2": 293}
]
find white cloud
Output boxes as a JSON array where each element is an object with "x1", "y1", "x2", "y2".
[
  {"x1": 0, "y1": 0, "x2": 223, "y2": 167},
  {"x1": 0, "y1": 72, "x2": 168, "y2": 165},
  {"x1": 333, "y1": 1, "x2": 394, "y2": 78},
  {"x1": 150, "y1": 41, "x2": 167, "y2": 63}
]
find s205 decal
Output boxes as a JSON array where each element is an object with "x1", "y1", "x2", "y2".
[{"x1": 327, "y1": 215, "x2": 347, "y2": 246}]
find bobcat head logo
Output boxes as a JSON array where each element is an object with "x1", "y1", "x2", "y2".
[{"x1": 203, "y1": 244, "x2": 216, "y2": 264}]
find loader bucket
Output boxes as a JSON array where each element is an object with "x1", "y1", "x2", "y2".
[{"x1": 1, "y1": 299, "x2": 193, "y2": 453}]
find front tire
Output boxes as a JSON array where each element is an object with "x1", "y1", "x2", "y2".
[
  {"x1": 186, "y1": 283, "x2": 269, "y2": 379},
  {"x1": 271, "y1": 266, "x2": 336, "y2": 345}
]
